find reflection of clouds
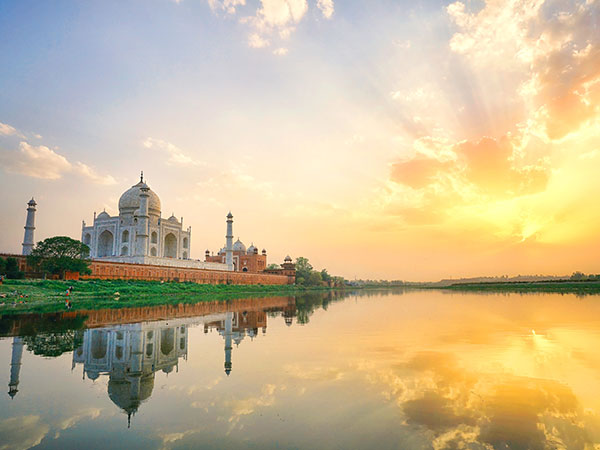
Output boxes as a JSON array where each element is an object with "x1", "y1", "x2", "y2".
[
  {"x1": 225, "y1": 384, "x2": 284, "y2": 435},
  {"x1": 283, "y1": 363, "x2": 345, "y2": 381},
  {"x1": 367, "y1": 350, "x2": 597, "y2": 450},
  {"x1": 54, "y1": 408, "x2": 103, "y2": 439},
  {"x1": 0, "y1": 415, "x2": 50, "y2": 450},
  {"x1": 159, "y1": 430, "x2": 196, "y2": 449},
  {"x1": 229, "y1": 384, "x2": 278, "y2": 417}
]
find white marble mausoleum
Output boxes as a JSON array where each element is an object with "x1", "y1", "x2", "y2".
[{"x1": 81, "y1": 173, "x2": 228, "y2": 271}]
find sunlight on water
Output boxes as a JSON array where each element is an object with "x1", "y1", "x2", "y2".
[{"x1": 2, "y1": 290, "x2": 600, "y2": 449}]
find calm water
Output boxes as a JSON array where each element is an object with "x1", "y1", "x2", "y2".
[{"x1": 2, "y1": 290, "x2": 600, "y2": 449}]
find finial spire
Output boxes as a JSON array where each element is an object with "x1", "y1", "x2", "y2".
[{"x1": 140, "y1": 171, "x2": 144, "y2": 182}]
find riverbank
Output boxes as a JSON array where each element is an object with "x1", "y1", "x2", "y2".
[
  {"x1": 0, "y1": 279, "x2": 338, "y2": 314},
  {"x1": 439, "y1": 280, "x2": 600, "y2": 294}
]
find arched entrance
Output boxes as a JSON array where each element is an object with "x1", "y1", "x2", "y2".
[
  {"x1": 97, "y1": 230, "x2": 114, "y2": 257},
  {"x1": 161, "y1": 328, "x2": 174, "y2": 356},
  {"x1": 164, "y1": 233, "x2": 177, "y2": 258}
]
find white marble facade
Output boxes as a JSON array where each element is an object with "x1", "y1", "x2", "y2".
[{"x1": 81, "y1": 173, "x2": 228, "y2": 271}]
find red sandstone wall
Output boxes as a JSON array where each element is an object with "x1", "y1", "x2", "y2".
[
  {"x1": 0, "y1": 297, "x2": 296, "y2": 336},
  {"x1": 82, "y1": 259, "x2": 293, "y2": 285},
  {"x1": 0, "y1": 253, "x2": 293, "y2": 285}
]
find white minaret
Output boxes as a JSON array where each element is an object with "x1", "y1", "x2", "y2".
[
  {"x1": 225, "y1": 212, "x2": 234, "y2": 271},
  {"x1": 8, "y1": 337, "x2": 24, "y2": 399},
  {"x1": 224, "y1": 312, "x2": 233, "y2": 376},
  {"x1": 135, "y1": 172, "x2": 150, "y2": 257},
  {"x1": 22, "y1": 198, "x2": 37, "y2": 255}
]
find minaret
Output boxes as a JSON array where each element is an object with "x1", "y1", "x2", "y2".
[
  {"x1": 224, "y1": 312, "x2": 233, "y2": 376},
  {"x1": 8, "y1": 337, "x2": 24, "y2": 398},
  {"x1": 225, "y1": 212, "x2": 234, "y2": 271},
  {"x1": 22, "y1": 198, "x2": 37, "y2": 255},
  {"x1": 135, "y1": 172, "x2": 150, "y2": 257}
]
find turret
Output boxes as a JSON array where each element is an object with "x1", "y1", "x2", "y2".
[
  {"x1": 225, "y1": 212, "x2": 234, "y2": 271},
  {"x1": 134, "y1": 172, "x2": 150, "y2": 257},
  {"x1": 22, "y1": 198, "x2": 36, "y2": 255}
]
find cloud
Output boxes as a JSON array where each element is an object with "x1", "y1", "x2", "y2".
[
  {"x1": 143, "y1": 137, "x2": 205, "y2": 166},
  {"x1": 209, "y1": 0, "x2": 333, "y2": 50},
  {"x1": 0, "y1": 121, "x2": 18, "y2": 136},
  {"x1": 248, "y1": 33, "x2": 270, "y2": 48},
  {"x1": 0, "y1": 415, "x2": 50, "y2": 450},
  {"x1": 316, "y1": 0, "x2": 334, "y2": 19},
  {"x1": 208, "y1": 0, "x2": 246, "y2": 14},
  {"x1": 0, "y1": 141, "x2": 117, "y2": 184},
  {"x1": 447, "y1": 0, "x2": 600, "y2": 141},
  {"x1": 272, "y1": 47, "x2": 288, "y2": 56},
  {"x1": 195, "y1": 163, "x2": 275, "y2": 200}
]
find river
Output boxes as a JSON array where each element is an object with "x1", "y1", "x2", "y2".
[{"x1": 1, "y1": 289, "x2": 600, "y2": 449}]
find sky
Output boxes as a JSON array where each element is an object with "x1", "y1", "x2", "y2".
[{"x1": 0, "y1": 0, "x2": 599, "y2": 281}]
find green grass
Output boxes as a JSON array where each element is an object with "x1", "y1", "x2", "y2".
[
  {"x1": 442, "y1": 280, "x2": 600, "y2": 294},
  {"x1": 0, "y1": 279, "x2": 336, "y2": 314}
]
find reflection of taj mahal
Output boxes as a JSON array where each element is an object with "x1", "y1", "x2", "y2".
[
  {"x1": 72, "y1": 321, "x2": 189, "y2": 425},
  {"x1": 68, "y1": 310, "x2": 273, "y2": 425},
  {"x1": 5, "y1": 297, "x2": 301, "y2": 426}
]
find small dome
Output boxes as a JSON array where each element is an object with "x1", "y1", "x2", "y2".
[
  {"x1": 97, "y1": 211, "x2": 111, "y2": 220},
  {"x1": 233, "y1": 239, "x2": 246, "y2": 252},
  {"x1": 218, "y1": 246, "x2": 226, "y2": 255},
  {"x1": 284, "y1": 255, "x2": 292, "y2": 262},
  {"x1": 118, "y1": 178, "x2": 161, "y2": 217},
  {"x1": 167, "y1": 214, "x2": 179, "y2": 223},
  {"x1": 247, "y1": 244, "x2": 257, "y2": 255}
]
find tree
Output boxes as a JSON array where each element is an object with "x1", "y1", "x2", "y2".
[
  {"x1": 266, "y1": 263, "x2": 281, "y2": 270},
  {"x1": 295, "y1": 257, "x2": 313, "y2": 285},
  {"x1": 306, "y1": 271, "x2": 323, "y2": 286},
  {"x1": 320, "y1": 269, "x2": 332, "y2": 284},
  {"x1": 27, "y1": 236, "x2": 91, "y2": 278},
  {"x1": 0, "y1": 257, "x2": 6, "y2": 274},
  {"x1": 571, "y1": 271, "x2": 586, "y2": 281},
  {"x1": 5, "y1": 257, "x2": 24, "y2": 279},
  {"x1": 23, "y1": 330, "x2": 84, "y2": 357}
]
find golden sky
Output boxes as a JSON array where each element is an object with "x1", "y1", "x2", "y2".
[{"x1": 0, "y1": 0, "x2": 598, "y2": 280}]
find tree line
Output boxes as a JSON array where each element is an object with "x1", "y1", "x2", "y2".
[{"x1": 293, "y1": 257, "x2": 346, "y2": 287}]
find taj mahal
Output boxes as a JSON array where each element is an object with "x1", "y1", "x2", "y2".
[
  {"x1": 13, "y1": 171, "x2": 295, "y2": 282},
  {"x1": 81, "y1": 173, "x2": 231, "y2": 271}
]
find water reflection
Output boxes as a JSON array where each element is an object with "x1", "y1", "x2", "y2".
[{"x1": 3, "y1": 289, "x2": 600, "y2": 449}]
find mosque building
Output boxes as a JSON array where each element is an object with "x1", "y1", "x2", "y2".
[
  {"x1": 204, "y1": 239, "x2": 268, "y2": 273},
  {"x1": 9, "y1": 172, "x2": 296, "y2": 283}
]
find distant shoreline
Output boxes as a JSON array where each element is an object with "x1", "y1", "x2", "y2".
[{"x1": 416, "y1": 280, "x2": 600, "y2": 295}]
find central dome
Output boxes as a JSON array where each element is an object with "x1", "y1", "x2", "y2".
[{"x1": 119, "y1": 179, "x2": 161, "y2": 217}]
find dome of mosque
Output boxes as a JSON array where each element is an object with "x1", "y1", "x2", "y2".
[
  {"x1": 247, "y1": 244, "x2": 257, "y2": 254},
  {"x1": 108, "y1": 375, "x2": 155, "y2": 416},
  {"x1": 233, "y1": 239, "x2": 246, "y2": 252},
  {"x1": 167, "y1": 214, "x2": 179, "y2": 223},
  {"x1": 118, "y1": 176, "x2": 161, "y2": 217}
]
